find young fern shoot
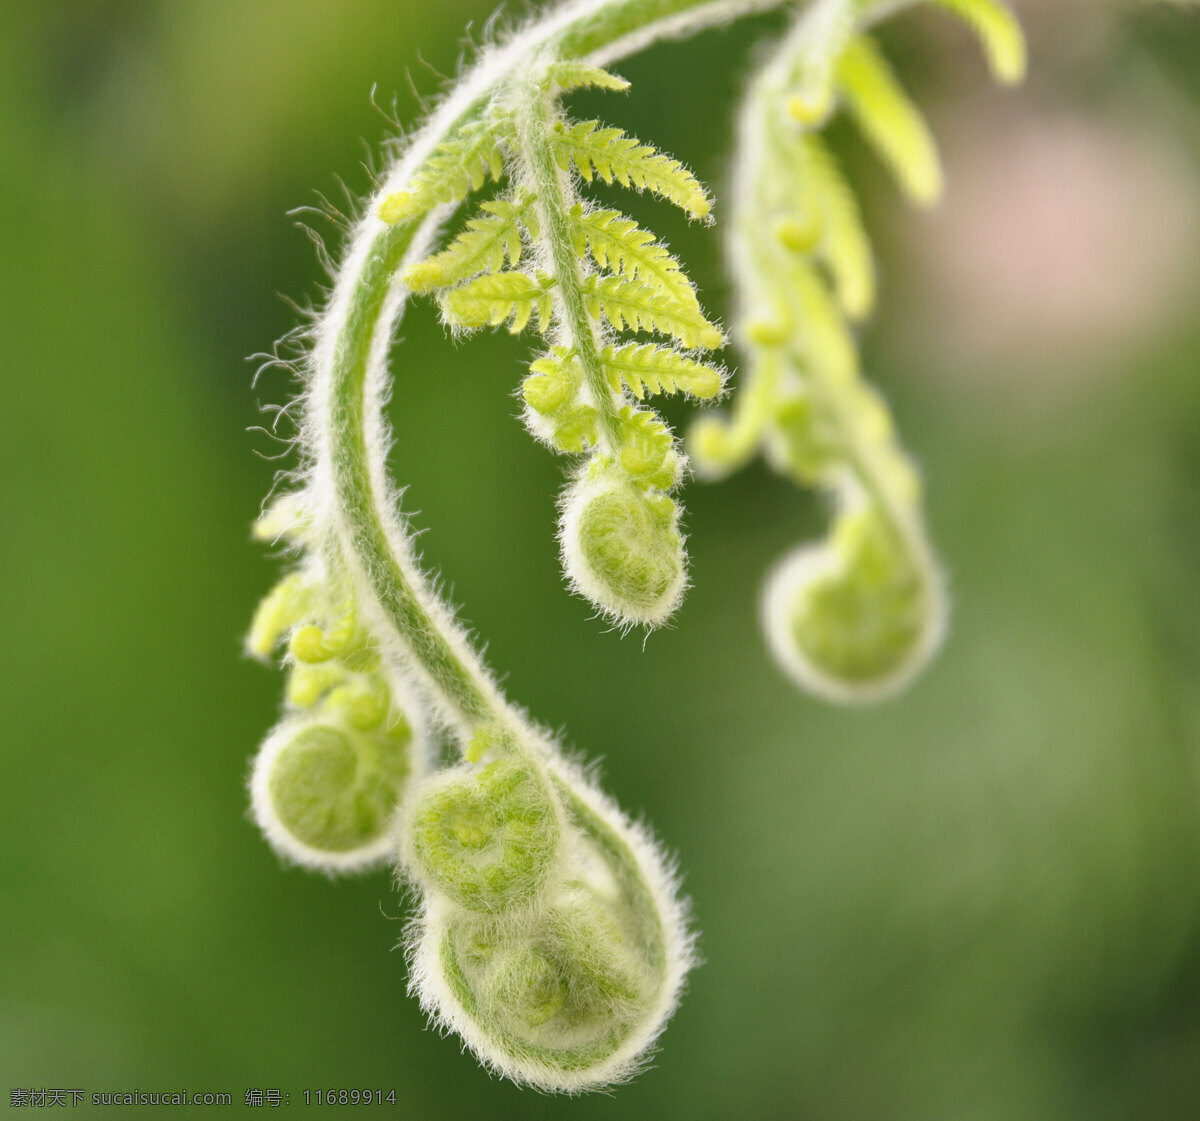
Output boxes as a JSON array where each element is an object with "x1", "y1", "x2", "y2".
[
  {"x1": 401, "y1": 61, "x2": 726, "y2": 628},
  {"x1": 693, "y1": 0, "x2": 1025, "y2": 701},
  {"x1": 245, "y1": 0, "x2": 1027, "y2": 1096}
]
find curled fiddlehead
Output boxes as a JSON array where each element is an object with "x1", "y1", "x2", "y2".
[{"x1": 692, "y1": 0, "x2": 1025, "y2": 701}]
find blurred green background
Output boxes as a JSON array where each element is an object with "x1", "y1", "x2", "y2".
[{"x1": 4, "y1": 1, "x2": 1200, "y2": 1118}]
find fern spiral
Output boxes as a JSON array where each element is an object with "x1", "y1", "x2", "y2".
[
  {"x1": 245, "y1": 0, "x2": 1029, "y2": 1093},
  {"x1": 693, "y1": 0, "x2": 1025, "y2": 700}
]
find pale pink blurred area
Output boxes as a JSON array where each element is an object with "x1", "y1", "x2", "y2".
[{"x1": 882, "y1": 0, "x2": 1200, "y2": 405}]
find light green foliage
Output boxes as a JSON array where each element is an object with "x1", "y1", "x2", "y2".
[
  {"x1": 785, "y1": 0, "x2": 858, "y2": 125},
  {"x1": 440, "y1": 270, "x2": 555, "y2": 332},
  {"x1": 543, "y1": 61, "x2": 632, "y2": 94},
  {"x1": 578, "y1": 272, "x2": 721, "y2": 349},
  {"x1": 405, "y1": 193, "x2": 536, "y2": 292},
  {"x1": 570, "y1": 205, "x2": 702, "y2": 315},
  {"x1": 600, "y1": 342, "x2": 723, "y2": 401},
  {"x1": 550, "y1": 119, "x2": 712, "y2": 220},
  {"x1": 805, "y1": 133, "x2": 876, "y2": 319}
]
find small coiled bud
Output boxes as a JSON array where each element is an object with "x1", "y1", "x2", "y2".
[
  {"x1": 762, "y1": 504, "x2": 945, "y2": 703},
  {"x1": 559, "y1": 460, "x2": 687, "y2": 628},
  {"x1": 250, "y1": 715, "x2": 416, "y2": 872},
  {"x1": 408, "y1": 759, "x2": 559, "y2": 913}
]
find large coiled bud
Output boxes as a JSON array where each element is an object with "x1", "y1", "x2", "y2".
[
  {"x1": 407, "y1": 757, "x2": 694, "y2": 1093},
  {"x1": 431, "y1": 898, "x2": 655, "y2": 1073}
]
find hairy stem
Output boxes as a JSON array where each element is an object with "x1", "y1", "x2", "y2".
[{"x1": 324, "y1": 218, "x2": 501, "y2": 729}]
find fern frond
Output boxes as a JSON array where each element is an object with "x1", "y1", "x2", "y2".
[
  {"x1": 786, "y1": 260, "x2": 859, "y2": 384},
  {"x1": 380, "y1": 118, "x2": 507, "y2": 223},
  {"x1": 931, "y1": 0, "x2": 1026, "y2": 86},
  {"x1": 580, "y1": 274, "x2": 724, "y2": 350},
  {"x1": 835, "y1": 36, "x2": 943, "y2": 206},
  {"x1": 601, "y1": 342, "x2": 723, "y2": 401},
  {"x1": 785, "y1": 0, "x2": 858, "y2": 125},
  {"x1": 405, "y1": 193, "x2": 536, "y2": 293},
  {"x1": 806, "y1": 134, "x2": 876, "y2": 320},
  {"x1": 544, "y1": 61, "x2": 631, "y2": 93},
  {"x1": 615, "y1": 405, "x2": 679, "y2": 488},
  {"x1": 440, "y1": 271, "x2": 554, "y2": 334},
  {"x1": 552, "y1": 120, "x2": 712, "y2": 220},
  {"x1": 570, "y1": 205, "x2": 702, "y2": 314}
]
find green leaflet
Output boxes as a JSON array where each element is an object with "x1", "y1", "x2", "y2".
[
  {"x1": 580, "y1": 273, "x2": 724, "y2": 350},
  {"x1": 765, "y1": 125, "x2": 876, "y2": 321},
  {"x1": 525, "y1": 348, "x2": 579, "y2": 416},
  {"x1": 543, "y1": 61, "x2": 631, "y2": 93},
  {"x1": 600, "y1": 342, "x2": 723, "y2": 401},
  {"x1": 523, "y1": 349, "x2": 600, "y2": 454},
  {"x1": 835, "y1": 35, "x2": 944, "y2": 206},
  {"x1": 570, "y1": 205, "x2": 702, "y2": 315},
  {"x1": 441, "y1": 271, "x2": 554, "y2": 334},
  {"x1": 614, "y1": 406, "x2": 679, "y2": 489},
  {"x1": 380, "y1": 117, "x2": 507, "y2": 224},
  {"x1": 551, "y1": 120, "x2": 712, "y2": 220},
  {"x1": 406, "y1": 193, "x2": 536, "y2": 293}
]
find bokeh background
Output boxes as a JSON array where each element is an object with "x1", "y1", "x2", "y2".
[{"x1": 4, "y1": 1, "x2": 1200, "y2": 1118}]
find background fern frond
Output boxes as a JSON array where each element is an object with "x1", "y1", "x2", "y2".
[
  {"x1": 806, "y1": 134, "x2": 876, "y2": 319},
  {"x1": 785, "y1": 0, "x2": 858, "y2": 125},
  {"x1": 552, "y1": 120, "x2": 712, "y2": 220},
  {"x1": 440, "y1": 270, "x2": 553, "y2": 333},
  {"x1": 785, "y1": 260, "x2": 860, "y2": 384},
  {"x1": 580, "y1": 274, "x2": 724, "y2": 349},
  {"x1": 931, "y1": 0, "x2": 1026, "y2": 85},
  {"x1": 600, "y1": 342, "x2": 723, "y2": 401},
  {"x1": 571, "y1": 206, "x2": 702, "y2": 314},
  {"x1": 835, "y1": 36, "x2": 944, "y2": 206}
]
